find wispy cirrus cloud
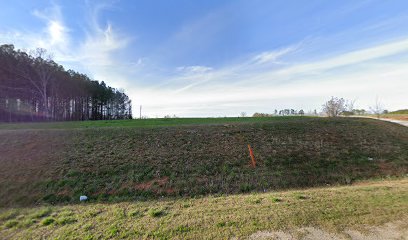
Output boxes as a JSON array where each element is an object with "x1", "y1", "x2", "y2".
[
  {"x1": 157, "y1": 44, "x2": 298, "y2": 94},
  {"x1": 76, "y1": 1, "x2": 131, "y2": 68},
  {"x1": 251, "y1": 46, "x2": 298, "y2": 65},
  {"x1": 176, "y1": 65, "x2": 213, "y2": 74}
]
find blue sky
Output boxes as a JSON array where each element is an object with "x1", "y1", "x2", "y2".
[{"x1": 1, "y1": 0, "x2": 408, "y2": 117}]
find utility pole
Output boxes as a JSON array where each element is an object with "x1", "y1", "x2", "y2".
[{"x1": 139, "y1": 105, "x2": 142, "y2": 119}]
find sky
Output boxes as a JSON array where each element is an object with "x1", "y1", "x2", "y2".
[{"x1": 1, "y1": 0, "x2": 407, "y2": 117}]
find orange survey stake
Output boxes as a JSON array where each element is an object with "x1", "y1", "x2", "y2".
[{"x1": 248, "y1": 144, "x2": 256, "y2": 167}]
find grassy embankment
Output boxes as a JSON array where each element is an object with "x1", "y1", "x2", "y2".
[
  {"x1": 1, "y1": 179, "x2": 407, "y2": 239},
  {"x1": 361, "y1": 110, "x2": 408, "y2": 121},
  {"x1": 0, "y1": 117, "x2": 407, "y2": 207},
  {"x1": 389, "y1": 109, "x2": 408, "y2": 114}
]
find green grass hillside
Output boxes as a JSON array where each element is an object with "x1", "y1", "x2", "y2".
[
  {"x1": 0, "y1": 116, "x2": 304, "y2": 130},
  {"x1": 390, "y1": 109, "x2": 408, "y2": 114},
  {"x1": 0, "y1": 117, "x2": 407, "y2": 207}
]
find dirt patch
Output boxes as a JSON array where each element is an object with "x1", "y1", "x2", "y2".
[
  {"x1": 56, "y1": 188, "x2": 71, "y2": 196},
  {"x1": 134, "y1": 176, "x2": 169, "y2": 190}
]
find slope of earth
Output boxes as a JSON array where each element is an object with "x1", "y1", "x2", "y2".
[
  {"x1": 0, "y1": 178, "x2": 407, "y2": 239},
  {"x1": 0, "y1": 117, "x2": 407, "y2": 206}
]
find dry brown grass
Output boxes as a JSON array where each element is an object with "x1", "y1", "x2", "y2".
[{"x1": 1, "y1": 178, "x2": 407, "y2": 239}]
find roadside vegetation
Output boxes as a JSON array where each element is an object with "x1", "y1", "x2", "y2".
[
  {"x1": 1, "y1": 179, "x2": 407, "y2": 239},
  {"x1": 376, "y1": 113, "x2": 408, "y2": 121},
  {"x1": 389, "y1": 109, "x2": 408, "y2": 114}
]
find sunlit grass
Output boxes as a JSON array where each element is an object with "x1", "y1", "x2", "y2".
[{"x1": 1, "y1": 178, "x2": 407, "y2": 239}]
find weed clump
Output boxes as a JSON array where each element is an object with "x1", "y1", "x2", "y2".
[
  {"x1": 129, "y1": 210, "x2": 143, "y2": 218},
  {"x1": 216, "y1": 221, "x2": 226, "y2": 228},
  {"x1": 270, "y1": 197, "x2": 282, "y2": 202},
  {"x1": 19, "y1": 219, "x2": 37, "y2": 228},
  {"x1": 41, "y1": 217, "x2": 55, "y2": 226},
  {"x1": 56, "y1": 217, "x2": 77, "y2": 225},
  {"x1": 4, "y1": 220, "x2": 18, "y2": 228},
  {"x1": 148, "y1": 208, "x2": 166, "y2": 217},
  {"x1": 32, "y1": 208, "x2": 51, "y2": 219},
  {"x1": 0, "y1": 210, "x2": 19, "y2": 221},
  {"x1": 174, "y1": 225, "x2": 191, "y2": 233},
  {"x1": 247, "y1": 197, "x2": 263, "y2": 204},
  {"x1": 108, "y1": 225, "x2": 119, "y2": 237}
]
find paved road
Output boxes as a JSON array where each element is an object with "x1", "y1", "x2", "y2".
[
  {"x1": 377, "y1": 118, "x2": 408, "y2": 127},
  {"x1": 353, "y1": 116, "x2": 408, "y2": 127}
]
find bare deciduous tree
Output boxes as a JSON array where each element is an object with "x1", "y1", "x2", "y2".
[
  {"x1": 322, "y1": 96, "x2": 346, "y2": 117},
  {"x1": 370, "y1": 96, "x2": 383, "y2": 119},
  {"x1": 341, "y1": 98, "x2": 357, "y2": 116},
  {"x1": 346, "y1": 99, "x2": 356, "y2": 112}
]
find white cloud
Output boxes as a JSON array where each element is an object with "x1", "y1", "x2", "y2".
[
  {"x1": 252, "y1": 46, "x2": 297, "y2": 64},
  {"x1": 29, "y1": 4, "x2": 70, "y2": 54},
  {"x1": 78, "y1": 22, "x2": 129, "y2": 68},
  {"x1": 176, "y1": 65, "x2": 213, "y2": 74},
  {"x1": 48, "y1": 21, "x2": 67, "y2": 45}
]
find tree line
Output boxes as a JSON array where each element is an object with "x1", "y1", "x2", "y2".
[
  {"x1": 0, "y1": 44, "x2": 132, "y2": 122},
  {"x1": 252, "y1": 109, "x2": 313, "y2": 117},
  {"x1": 322, "y1": 96, "x2": 392, "y2": 117}
]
